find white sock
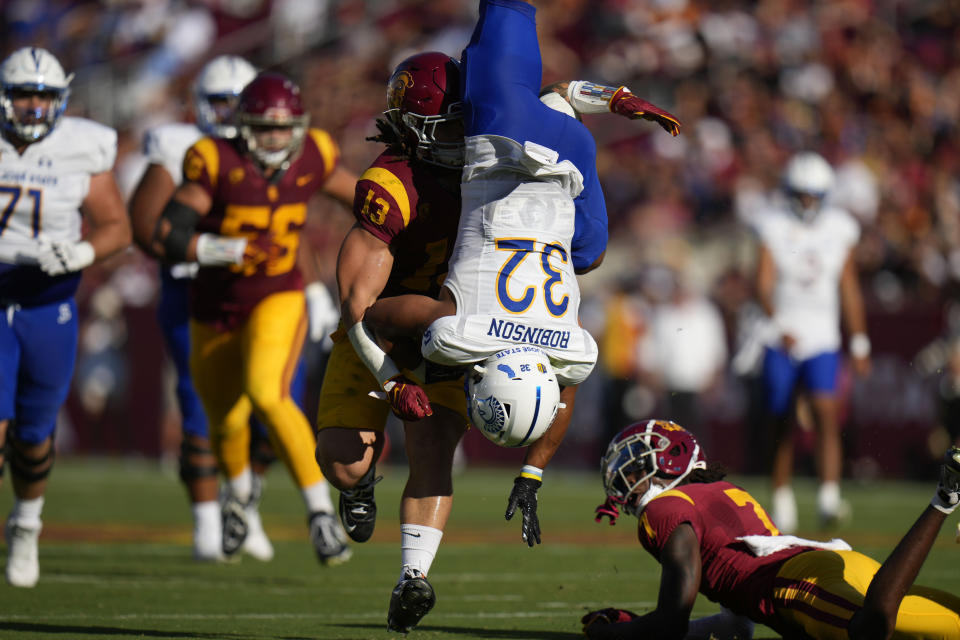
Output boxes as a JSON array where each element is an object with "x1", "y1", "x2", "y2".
[
  {"x1": 772, "y1": 485, "x2": 797, "y2": 534},
  {"x1": 818, "y1": 481, "x2": 841, "y2": 514},
  {"x1": 10, "y1": 496, "x2": 44, "y2": 529},
  {"x1": 400, "y1": 524, "x2": 443, "y2": 580},
  {"x1": 228, "y1": 467, "x2": 253, "y2": 504},
  {"x1": 192, "y1": 501, "x2": 220, "y2": 531},
  {"x1": 302, "y1": 480, "x2": 334, "y2": 514}
]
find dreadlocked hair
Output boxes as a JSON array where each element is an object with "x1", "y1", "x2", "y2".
[
  {"x1": 686, "y1": 462, "x2": 728, "y2": 484},
  {"x1": 368, "y1": 117, "x2": 410, "y2": 157}
]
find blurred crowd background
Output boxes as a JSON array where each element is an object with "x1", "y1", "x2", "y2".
[{"x1": 5, "y1": 0, "x2": 960, "y2": 480}]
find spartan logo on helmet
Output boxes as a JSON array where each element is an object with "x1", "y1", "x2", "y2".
[{"x1": 476, "y1": 395, "x2": 507, "y2": 437}]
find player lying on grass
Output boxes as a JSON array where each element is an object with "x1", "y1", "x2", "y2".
[{"x1": 582, "y1": 419, "x2": 960, "y2": 640}]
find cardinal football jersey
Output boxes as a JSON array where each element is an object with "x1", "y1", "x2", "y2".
[
  {"x1": 637, "y1": 481, "x2": 810, "y2": 627},
  {"x1": 0, "y1": 116, "x2": 117, "y2": 306},
  {"x1": 353, "y1": 149, "x2": 461, "y2": 299},
  {"x1": 182, "y1": 128, "x2": 340, "y2": 329},
  {"x1": 752, "y1": 204, "x2": 860, "y2": 359}
]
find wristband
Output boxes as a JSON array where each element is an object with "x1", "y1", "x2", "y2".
[
  {"x1": 347, "y1": 321, "x2": 401, "y2": 388},
  {"x1": 196, "y1": 233, "x2": 246, "y2": 266},
  {"x1": 566, "y1": 80, "x2": 622, "y2": 115},
  {"x1": 849, "y1": 333, "x2": 871, "y2": 358},
  {"x1": 520, "y1": 465, "x2": 543, "y2": 482}
]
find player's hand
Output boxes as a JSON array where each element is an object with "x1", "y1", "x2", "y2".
[
  {"x1": 594, "y1": 496, "x2": 623, "y2": 525},
  {"x1": 37, "y1": 239, "x2": 95, "y2": 275},
  {"x1": 581, "y1": 608, "x2": 638, "y2": 636},
  {"x1": 932, "y1": 446, "x2": 960, "y2": 514},
  {"x1": 609, "y1": 87, "x2": 681, "y2": 136},
  {"x1": 304, "y1": 282, "x2": 339, "y2": 343},
  {"x1": 383, "y1": 374, "x2": 432, "y2": 421},
  {"x1": 505, "y1": 476, "x2": 541, "y2": 546}
]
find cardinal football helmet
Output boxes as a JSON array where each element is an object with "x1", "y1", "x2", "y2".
[
  {"x1": 601, "y1": 420, "x2": 706, "y2": 514},
  {"x1": 783, "y1": 151, "x2": 834, "y2": 222},
  {"x1": 0, "y1": 47, "x2": 73, "y2": 142},
  {"x1": 193, "y1": 55, "x2": 257, "y2": 138},
  {"x1": 384, "y1": 51, "x2": 463, "y2": 168},
  {"x1": 466, "y1": 347, "x2": 560, "y2": 447},
  {"x1": 237, "y1": 72, "x2": 309, "y2": 169}
]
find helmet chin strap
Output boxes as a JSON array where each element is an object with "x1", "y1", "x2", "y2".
[{"x1": 629, "y1": 442, "x2": 706, "y2": 517}]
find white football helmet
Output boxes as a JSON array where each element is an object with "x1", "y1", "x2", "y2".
[
  {"x1": 466, "y1": 347, "x2": 561, "y2": 448},
  {"x1": 193, "y1": 55, "x2": 257, "y2": 138},
  {"x1": 782, "y1": 151, "x2": 835, "y2": 221},
  {"x1": 0, "y1": 47, "x2": 73, "y2": 142}
]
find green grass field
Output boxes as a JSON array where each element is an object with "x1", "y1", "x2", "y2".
[{"x1": 0, "y1": 459, "x2": 958, "y2": 639}]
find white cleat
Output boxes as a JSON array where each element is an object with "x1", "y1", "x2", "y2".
[
  {"x1": 242, "y1": 507, "x2": 274, "y2": 562},
  {"x1": 5, "y1": 519, "x2": 41, "y2": 588}
]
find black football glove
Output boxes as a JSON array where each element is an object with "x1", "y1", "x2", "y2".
[
  {"x1": 505, "y1": 476, "x2": 541, "y2": 547},
  {"x1": 932, "y1": 446, "x2": 960, "y2": 514}
]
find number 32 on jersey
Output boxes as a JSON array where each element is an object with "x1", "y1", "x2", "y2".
[{"x1": 495, "y1": 237, "x2": 569, "y2": 318}]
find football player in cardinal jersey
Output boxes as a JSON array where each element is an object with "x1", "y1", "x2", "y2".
[
  {"x1": 313, "y1": 50, "x2": 468, "y2": 633},
  {"x1": 346, "y1": 5, "x2": 679, "y2": 627},
  {"x1": 752, "y1": 151, "x2": 871, "y2": 534},
  {"x1": 0, "y1": 47, "x2": 132, "y2": 587},
  {"x1": 583, "y1": 421, "x2": 960, "y2": 640},
  {"x1": 129, "y1": 54, "x2": 280, "y2": 563},
  {"x1": 151, "y1": 71, "x2": 358, "y2": 566}
]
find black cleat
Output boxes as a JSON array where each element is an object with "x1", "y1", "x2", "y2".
[
  {"x1": 221, "y1": 497, "x2": 248, "y2": 559},
  {"x1": 339, "y1": 468, "x2": 383, "y2": 543},
  {"x1": 387, "y1": 570, "x2": 436, "y2": 633},
  {"x1": 308, "y1": 511, "x2": 352, "y2": 566}
]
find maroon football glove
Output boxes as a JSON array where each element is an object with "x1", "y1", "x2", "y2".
[
  {"x1": 609, "y1": 87, "x2": 681, "y2": 136},
  {"x1": 581, "y1": 608, "x2": 639, "y2": 634},
  {"x1": 594, "y1": 496, "x2": 624, "y2": 526},
  {"x1": 384, "y1": 375, "x2": 433, "y2": 421}
]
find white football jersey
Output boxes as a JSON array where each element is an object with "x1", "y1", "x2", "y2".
[
  {"x1": 0, "y1": 117, "x2": 116, "y2": 260},
  {"x1": 424, "y1": 135, "x2": 598, "y2": 386},
  {"x1": 142, "y1": 122, "x2": 202, "y2": 187},
  {"x1": 753, "y1": 202, "x2": 860, "y2": 359}
]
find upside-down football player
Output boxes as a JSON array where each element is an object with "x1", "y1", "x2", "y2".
[
  {"x1": 149, "y1": 71, "x2": 358, "y2": 566},
  {"x1": 346, "y1": 0, "x2": 681, "y2": 632},
  {"x1": 582, "y1": 419, "x2": 960, "y2": 640}
]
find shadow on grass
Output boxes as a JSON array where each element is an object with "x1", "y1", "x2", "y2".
[
  {"x1": 0, "y1": 621, "x2": 251, "y2": 639},
  {"x1": 333, "y1": 623, "x2": 583, "y2": 638}
]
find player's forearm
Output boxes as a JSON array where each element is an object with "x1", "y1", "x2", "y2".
[
  {"x1": 852, "y1": 505, "x2": 947, "y2": 640},
  {"x1": 522, "y1": 385, "x2": 576, "y2": 469},
  {"x1": 85, "y1": 217, "x2": 133, "y2": 262},
  {"x1": 129, "y1": 164, "x2": 176, "y2": 257}
]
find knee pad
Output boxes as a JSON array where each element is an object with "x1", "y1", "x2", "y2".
[
  {"x1": 250, "y1": 427, "x2": 277, "y2": 469},
  {"x1": 178, "y1": 437, "x2": 218, "y2": 483},
  {"x1": 8, "y1": 436, "x2": 54, "y2": 483}
]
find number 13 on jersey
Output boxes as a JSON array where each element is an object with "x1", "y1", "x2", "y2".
[{"x1": 495, "y1": 237, "x2": 569, "y2": 318}]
